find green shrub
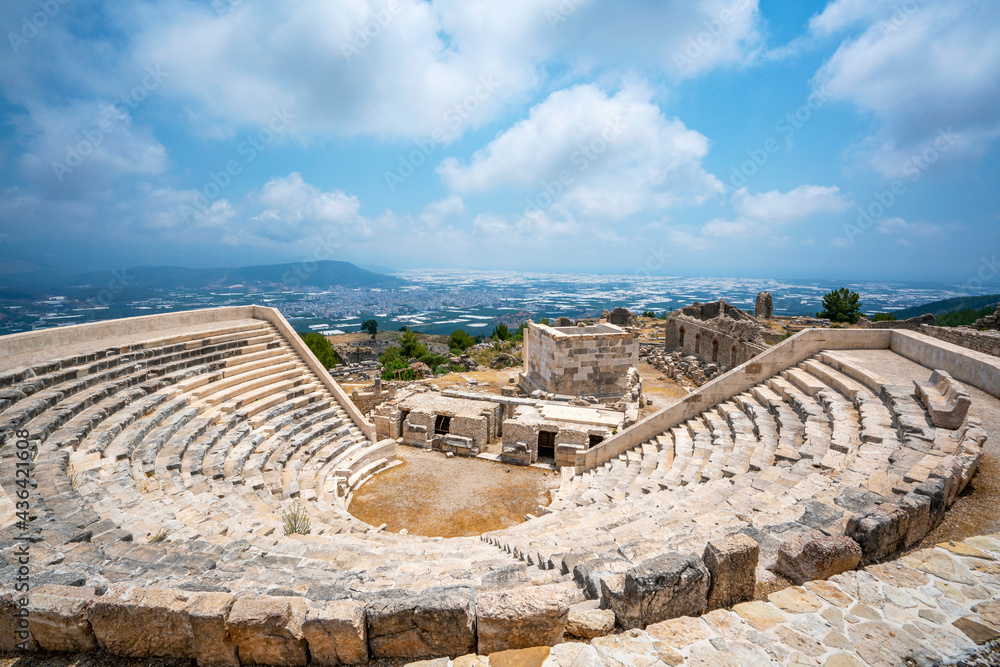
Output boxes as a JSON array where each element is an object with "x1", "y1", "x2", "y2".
[
  {"x1": 939, "y1": 305, "x2": 996, "y2": 327},
  {"x1": 299, "y1": 332, "x2": 341, "y2": 369},
  {"x1": 491, "y1": 323, "x2": 511, "y2": 341},
  {"x1": 817, "y1": 288, "x2": 863, "y2": 324},
  {"x1": 360, "y1": 319, "x2": 379, "y2": 340},
  {"x1": 449, "y1": 329, "x2": 475, "y2": 353},
  {"x1": 871, "y1": 312, "x2": 897, "y2": 322}
]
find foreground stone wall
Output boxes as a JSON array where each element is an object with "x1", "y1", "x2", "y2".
[
  {"x1": 406, "y1": 533, "x2": 1000, "y2": 667},
  {"x1": 923, "y1": 324, "x2": 1000, "y2": 358},
  {"x1": 521, "y1": 323, "x2": 638, "y2": 399}
]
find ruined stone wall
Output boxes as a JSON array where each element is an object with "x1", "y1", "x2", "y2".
[
  {"x1": 501, "y1": 419, "x2": 611, "y2": 467},
  {"x1": 860, "y1": 313, "x2": 936, "y2": 330},
  {"x1": 663, "y1": 317, "x2": 766, "y2": 369},
  {"x1": 522, "y1": 322, "x2": 638, "y2": 398},
  {"x1": 921, "y1": 324, "x2": 1000, "y2": 358}
]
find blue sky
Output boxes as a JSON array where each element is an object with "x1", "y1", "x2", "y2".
[{"x1": 0, "y1": 0, "x2": 998, "y2": 283}]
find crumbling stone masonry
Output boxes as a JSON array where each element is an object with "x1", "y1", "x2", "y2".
[
  {"x1": 374, "y1": 393, "x2": 502, "y2": 456},
  {"x1": 519, "y1": 322, "x2": 639, "y2": 400},
  {"x1": 663, "y1": 299, "x2": 770, "y2": 370}
]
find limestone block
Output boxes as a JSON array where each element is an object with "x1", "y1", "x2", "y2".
[
  {"x1": 775, "y1": 535, "x2": 862, "y2": 584},
  {"x1": 303, "y1": 598, "x2": 368, "y2": 665},
  {"x1": 367, "y1": 586, "x2": 476, "y2": 659},
  {"x1": 477, "y1": 583, "x2": 575, "y2": 654},
  {"x1": 702, "y1": 534, "x2": 758, "y2": 609},
  {"x1": 227, "y1": 596, "x2": 308, "y2": 666},
  {"x1": 186, "y1": 592, "x2": 238, "y2": 667},
  {"x1": 28, "y1": 594, "x2": 96, "y2": 652},
  {"x1": 565, "y1": 603, "x2": 615, "y2": 639},
  {"x1": 845, "y1": 506, "x2": 909, "y2": 564},
  {"x1": 89, "y1": 587, "x2": 195, "y2": 659},
  {"x1": 605, "y1": 553, "x2": 710, "y2": 630}
]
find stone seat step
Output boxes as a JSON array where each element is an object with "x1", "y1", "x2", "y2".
[
  {"x1": 816, "y1": 351, "x2": 890, "y2": 394},
  {"x1": 783, "y1": 367, "x2": 828, "y2": 396},
  {"x1": 202, "y1": 367, "x2": 304, "y2": 407}
]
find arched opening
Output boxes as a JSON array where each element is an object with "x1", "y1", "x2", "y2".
[
  {"x1": 731, "y1": 345, "x2": 737, "y2": 367},
  {"x1": 678, "y1": 327, "x2": 686, "y2": 349},
  {"x1": 694, "y1": 333, "x2": 701, "y2": 355},
  {"x1": 712, "y1": 339, "x2": 719, "y2": 363}
]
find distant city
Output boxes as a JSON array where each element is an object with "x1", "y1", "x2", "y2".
[{"x1": 0, "y1": 263, "x2": 984, "y2": 338}]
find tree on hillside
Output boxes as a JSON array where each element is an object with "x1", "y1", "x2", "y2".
[
  {"x1": 360, "y1": 319, "x2": 378, "y2": 340},
  {"x1": 491, "y1": 323, "x2": 511, "y2": 341},
  {"x1": 818, "y1": 288, "x2": 863, "y2": 324},
  {"x1": 448, "y1": 329, "x2": 475, "y2": 354},
  {"x1": 299, "y1": 332, "x2": 341, "y2": 369},
  {"x1": 398, "y1": 330, "x2": 426, "y2": 359}
]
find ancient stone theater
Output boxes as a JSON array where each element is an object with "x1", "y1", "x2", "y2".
[{"x1": 3, "y1": 305, "x2": 1000, "y2": 666}]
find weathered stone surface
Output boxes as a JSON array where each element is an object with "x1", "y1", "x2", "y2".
[
  {"x1": 953, "y1": 616, "x2": 1000, "y2": 645},
  {"x1": 227, "y1": 596, "x2": 308, "y2": 666},
  {"x1": 368, "y1": 586, "x2": 476, "y2": 659},
  {"x1": 755, "y1": 292, "x2": 773, "y2": 320},
  {"x1": 28, "y1": 594, "x2": 96, "y2": 652},
  {"x1": 702, "y1": 534, "x2": 758, "y2": 610},
  {"x1": 591, "y1": 630, "x2": 663, "y2": 667},
  {"x1": 453, "y1": 654, "x2": 490, "y2": 667},
  {"x1": 186, "y1": 592, "x2": 238, "y2": 667},
  {"x1": 846, "y1": 507, "x2": 909, "y2": 564},
  {"x1": 0, "y1": 592, "x2": 36, "y2": 651},
  {"x1": 542, "y1": 642, "x2": 604, "y2": 667},
  {"x1": 805, "y1": 580, "x2": 854, "y2": 607},
  {"x1": 606, "y1": 553, "x2": 709, "y2": 629},
  {"x1": 565, "y1": 605, "x2": 615, "y2": 639},
  {"x1": 901, "y1": 549, "x2": 977, "y2": 585},
  {"x1": 488, "y1": 646, "x2": 551, "y2": 667},
  {"x1": 732, "y1": 601, "x2": 786, "y2": 631},
  {"x1": 775, "y1": 535, "x2": 862, "y2": 584},
  {"x1": 89, "y1": 587, "x2": 194, "y2": 659},
  {"x1": 477, "y1": 583, "x2": 574, "y2": 654},
  {"x1": 767, "y1": 586, "x2": 823, "y2": 614},
  {"x1": 974, "y1": 599, "x2": 1000, "y2": 629},
  {"x1": 848, "y1": 620, "x2": 941, "y2": 667},
  {"x1": 303, "y1": 598, "x2": 368, "y2": 665},
  {"x1": 645, "y1": 615, "x2": 713, "y2": 648}
]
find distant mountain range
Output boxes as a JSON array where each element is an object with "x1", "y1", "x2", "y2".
[
  {"x1": 894, "y1": 294, "x2": 1000, "y2": 319},
  {"x1": 2, "y1": 261, "x2": 403, "y2": 295}
]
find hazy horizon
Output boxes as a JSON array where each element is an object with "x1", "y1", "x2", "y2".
[{"x1": 2, "y1": 1, "x2": 998, "y2": 285}]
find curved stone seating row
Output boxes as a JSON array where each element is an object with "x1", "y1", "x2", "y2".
[
  {"x1": 0, "y1": 312, "x2": 533, "y2": 606},
  {"x1": 486, "y1": 351, "x2": 986, "y2": 629}
]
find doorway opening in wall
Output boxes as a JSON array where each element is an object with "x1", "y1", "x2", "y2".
[
  {"x1": 712, "y1": 339, "x2": 720, "y2": 363},
  {"x1": 434, "y1": 415, "x2": 451, "y2": 435},
  {"x1": 399, "y1": 410, "x2": 410, "y2": 433},
  {"x1": 537, "y1": 430, "x2": 557, "y2": 462},
  {"x1": 588, "y1": 434, "x2": 604, "y2": 449}
]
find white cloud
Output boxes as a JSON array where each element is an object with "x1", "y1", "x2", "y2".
[
  {"x1": 252, "y1": 172, "x2": 365, "y2": 242},
  {"x1": 420, "y1": 196, "x2": 464, "y2": 227},
  {"x1": 732, "y1": 185, "x2": 851, "y2": 223},
  {"x1": 814, "y1": 0, "x2": 1000, "y2": 177},
  {"x1": 439, "y1": 82, "x2": 723, "y2": 220}
]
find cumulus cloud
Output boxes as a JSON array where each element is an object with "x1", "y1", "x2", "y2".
[
  {"x1": 813, "y1": 0, "x2": 1000, "y2": 177},
  {"x1": 698, "y1": 184, "x2": 850, "y2": 242},
  {"x1": 251, "y1": 173, "x2": 365, "y2": 242},
  {"x1": 439, "y1": 83, "x2": 724, "y2": 221}
]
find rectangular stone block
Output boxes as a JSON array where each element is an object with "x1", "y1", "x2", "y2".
[
  {"x1": 703, "y1": 534, "x2": 758, "y2": 610},
  {"x1": 28, "y1": 593, "x2": 97, "y2": 652},
  {"x1": 89, "y1": 587, "x2": 194, "y2": 659},
  {"x1": 302, "y1": 598, "x2": 368, "y2": 665},
  {"x1": 367, "y1": 586, "x2": 476, "y2": 659},
  {"x1": 477, "y1": 583, "x2": 575, "y2": 654},
  {"x1": 607, "y1": 554, "x2": 710, "y2": 630},
  {"x1": 227, "y1": 596, "x2": 308, "y2": 666},
  {"x1": 186, "y1": 592, "x2": 238, "y2": 667}
]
